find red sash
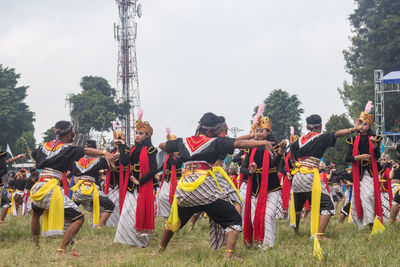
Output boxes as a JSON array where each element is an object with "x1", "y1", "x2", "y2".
[
  {"x1": 121, "y1": 145, "x2": 154, "y2": 231},
  {"x1": 104, "y1": 163, "x2": 124, "y2": 195},
  {"x1": 352, "y1": 135, "x2": 383, "y2": 221},
  {"x1": 62, "y1": 172, "x2": 69, "y2": 196},
  {"x1": 281, "y1": 153, "x2": 292, "y2": 210},
  {"x1": 135, "y1": 146, "x2": 154, "y2": 232},
  {"x1": 243, "y1": 147, "x2": 270, "y2": 244},
  {"x1": 120, "y1": 147, "x2": 136, "y2": 212},
  {"x1": 381, "y1": 168, "x2": 393, "y2": 206},
  {"x1": 320, "y1": 172, "x2": 330, "y2": 193},
  {"x1": 159, "y1": 155, "x2": 178, "y2": 205},
  {"x1": 229, "y1": 174, "x2": 238, "y2": 188}
]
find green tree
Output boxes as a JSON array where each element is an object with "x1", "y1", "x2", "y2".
[
  {"x1": 67, "y1": 76, "x2": 129, "y2": 143},
  {"x1": 323, "y1": 114, "x2": 353, "y2": 169},
  {"x1": 254, "y1": 89, "x2": 304, "y2": 141},
  {"x1": 42, "y1": 127, "x2": 55, "y2": 143},
  {"x1": 339, "y1": 0, "x2": 400, "y2": 130},
  {"x1": 0, "y1": 65, "x2": 36, "y2": 155}
]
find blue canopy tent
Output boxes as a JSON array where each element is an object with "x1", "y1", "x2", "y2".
[
  {"x1": 380, "y1": 71, "x2": 400, "y2": 84},
  {"x1": 375, "y1": 70, "x2": 400, "y2": 149}
]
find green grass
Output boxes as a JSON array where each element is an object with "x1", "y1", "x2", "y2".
[{"x1": 0, "y1": 209, "x2": 399, "y2": 267}]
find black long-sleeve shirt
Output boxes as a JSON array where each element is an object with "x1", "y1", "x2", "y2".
[
  {"x1": 107, "y1": 147, "x2": 125, "y2": 189},
  {"x1": 0, "y1": 151, "x2": 8, "y2": 185},
  {"x1": 71, "y1": 157, "x2": 108, "y2": 186},
  {"x1": 240, "y1": 145, "x2": 282, "y2": 196},
  {"x1": 345, "y1": 135, "x2": 382, "y2": 176},
  {"x1": 32, "y1": 141, "x2": 85, "y2": 173},
  {"x1": 157, "y1": 155, "x2": 184, "y2": 182},
  {"x1": 118, "y1": 138, "x2": 158, "y2": 192}
]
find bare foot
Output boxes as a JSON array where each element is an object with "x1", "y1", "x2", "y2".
[
  {"x1": 33, "y1": 235, "x2": 40, "y2": 250},
  {"x1": 189, "y1": 223, "x2": 194, "y2": 231},
  {"x1": 317, "y1": 234, "x2": 327, "y2": 241},
  {"x1": 224, "y1": 252, "x2": 243, "y2": 261},
  {"x1": 151, "y1": 250, "x2": 159, "y2": 256},
  {"x1": 293, "y1": 228, "x2": 299, "y2": 235}
]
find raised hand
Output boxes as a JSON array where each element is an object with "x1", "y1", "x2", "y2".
[
  {"x1": 130, "y1": 175, "x2": 139, "y2": 185},
  {"x1": 264, "y1": 141, "x2": 276, "y2": 156},
  {"x1": 355, "y1": 119, "x2": 363, "y2": 131},
  {"x1": 278, "y1": 140, "x2": 287, "y2": 155},
  {"x1": 249, "y1": 162, "x2": 257, "y2": 174},
  {"x1": 370, "y1": 136, "x2": 378, "y2": 149},
  {"x1": 104, "y1": 151, "x2": 116, "y2": 168}
]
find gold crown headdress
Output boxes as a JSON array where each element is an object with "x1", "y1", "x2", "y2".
[
  {"x1": 254, "y1": 116, "x2": 272, "y2": 130},
  {"x1": 112, "y1": 121, "x2": 125, "y2": 140},
  {"x1": 359, "y1": 101, "x2": 374, "y2": 125},
  {"x1": 113, "y1": 130, "x2": 125, "y2": 140},
  {"x1": 166, "y1": 127, "x2": 177, "y2": 141},
  {"x1": 135, "y1": 110, "x2": 153, "y2": 136},
  {"x1": 252, "y1": 103, "x2": 272, "y2": 131}
]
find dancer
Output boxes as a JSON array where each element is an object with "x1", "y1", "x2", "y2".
[
  {"x1": 103, "y1": 130, "x2": 126, "y2": 227},
  {"x1": 157, "y1": 129, "x2": 183, "y2": 219},
  {"x1": 290, "y1": 114, "x2": 360, "y2": 240},
  {"x1": 71, "y1": 140, "x2": 116, "y2": 228},
  {"x1": 379, "y1": 156, "x2": 392, "y2": 222},
  {"x1": 389, "y1": 145, "x2": 400, "y2": 224},
  {"x1": 240, "y1": 115, "x2": 287, "y2": 249},
  {"x1": 156, "y1": 112, "x2": 275, "y2": 260},
  {"x1": 346, "y1": 102, "x2": 383, "y2": 228},
  {"x1": 114, "y1": 111, "x2": 158, "y2": 247},
  {"x1": 30, "y1": 120, "x2": 114, "y2": 252},
  {"x1": 0, "y1": 152, "x2": 27, "y2": 223},
  {"x1": 338, "y1": 167, "x2": 353, "y2": 223}
]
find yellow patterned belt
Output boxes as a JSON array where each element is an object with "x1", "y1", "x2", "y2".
[{"x1": 182, "y1": 170, "x2": 210, "y2": 177}]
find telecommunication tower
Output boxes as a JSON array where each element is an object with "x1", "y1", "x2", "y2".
[{"x1": 114, "y1": 0, "x2": 143, "y2": 145}]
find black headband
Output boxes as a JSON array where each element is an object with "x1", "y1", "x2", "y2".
[{"x1": 54, "y1": 122, "x2": 73, "y2": 137}]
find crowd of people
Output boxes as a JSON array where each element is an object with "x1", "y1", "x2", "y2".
[{"x1": 1, "y1": 103, "x2": 400, "y2": 261}]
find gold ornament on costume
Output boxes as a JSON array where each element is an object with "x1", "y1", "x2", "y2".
[
  {"x1": 252, "y1": 103, "x2": 272, "y2": 131},
  {"x1": 113, "y1": 130, "x2": 125, "y2": 140},
  {"x1": 135, "y1": 110, "x2": 153, "y2": 136},
  {"x1": 254, "y1": 116, "x2": 272, "y2": 131},
  {"x1": 166, "y1": 127, "x2": 177, "y2": 141},
  {"x1": 358, "y1": 100, "x2": 374, "y2": 125}
]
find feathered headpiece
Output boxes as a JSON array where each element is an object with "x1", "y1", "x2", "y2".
[
  {"x1": 135, "y1": 110, "x2": 153, "y2": 136},
  {"x1": 252, "y1": 103, "x2": 272, "y2": 131},
  {"x1": 289, "y1": 126, "x2": 299, "y2": 144},
  {"x1": 112, "y1": 121, "x2": 125, "y2": 140},
  {"x1": 359, "y1": 101, "x2": 374, "y2": 125},
  {"x1": 166, "y1": 127, "x2": 177, "y2": 141}
]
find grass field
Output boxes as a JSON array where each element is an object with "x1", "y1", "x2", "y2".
[{"x1": 0, "y1": 210, "x2": 399, "y2": 267}]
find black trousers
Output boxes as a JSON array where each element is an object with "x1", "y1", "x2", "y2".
[
  {"x1": 178, "y1": 199, "x2": 242, "y2": 229},
  {"x1": 32, "y1": 204, "x2": 84, "y2": 222},
  {"x1": 293, "y1": 192, "x2": 334, "y2": 214}
]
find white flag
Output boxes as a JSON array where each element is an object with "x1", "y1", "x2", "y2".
[{"x1": 6, "y1": 144, "x2": 13, "y2": 157}]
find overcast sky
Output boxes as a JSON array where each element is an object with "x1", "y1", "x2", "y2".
[{"x1": 0, "y1": 0, "x2": 356, "y2": 146}]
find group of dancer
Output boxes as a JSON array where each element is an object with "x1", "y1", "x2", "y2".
[{"x1": 1, "y1": 102, "x2": 400, "y2": 260}]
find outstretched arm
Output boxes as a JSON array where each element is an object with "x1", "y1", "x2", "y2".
[
  {"x1": 335, "y1": 119, "x2": 362, "y2": 138},
  {"x1": 83, "y1": 147, "x2": 115, "y2": 168},
  {"x1": 6, "y1": 154, "x2": 27, "y2": 164}
]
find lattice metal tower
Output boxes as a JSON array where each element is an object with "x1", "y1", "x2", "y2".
[{"x1": 114, "y1": 0, "x2": 142, "y2": 145}]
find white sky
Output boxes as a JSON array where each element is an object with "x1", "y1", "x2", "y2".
[{"x1": 0, "y1": 0, "x2": 355, "y2": 146}]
